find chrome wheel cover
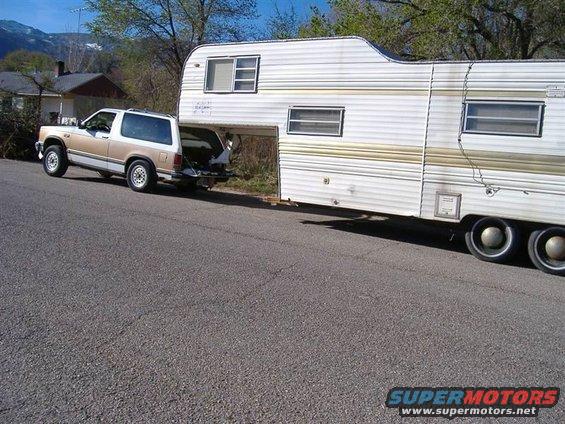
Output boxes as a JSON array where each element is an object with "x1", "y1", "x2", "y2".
[
  {"x1": 45, "y1": 151, "x2": 59, "y2": 172},
  {"x1": 131, "y1": 165, "x2": 147, "y2": 188},
  {"x1": 470, "y1": 218, "x2": 513, "y2": 258},
  {"x1": 533, "y1": 230, "x2": 565, "y2": 272},
  {"x1": 545, "y1": 236, "x2": 565, "y2": 261}
]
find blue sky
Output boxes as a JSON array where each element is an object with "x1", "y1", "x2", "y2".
[{"x1": 0, "y1": 0, "x2": 329, "y2": 34}]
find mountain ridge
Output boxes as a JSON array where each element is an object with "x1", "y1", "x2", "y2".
[{"x1": 0, "y1": 20, "x2": 105, "y2": 59}]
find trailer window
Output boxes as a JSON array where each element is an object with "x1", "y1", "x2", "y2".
[
  {"x1": 205, "y1": 56, "x2": 259, "y2": 93},
  {"x1": 463, "y1": 101, "x2": 544, "y2": 137},
  {"x1": 287, "y1": 107, "x2": 344, "y2": 136}
]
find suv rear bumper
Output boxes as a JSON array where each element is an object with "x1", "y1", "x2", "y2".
[{"x1": 168, "y1": 169, "x2": 235, "y2": 183}]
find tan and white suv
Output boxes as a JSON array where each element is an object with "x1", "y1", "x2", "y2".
[{"x1": 36, "y1": 108, "x2": 234, "y2": 192}]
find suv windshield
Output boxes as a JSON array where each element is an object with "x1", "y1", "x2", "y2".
[{"x1": 84, "y1": 112, "x2": 116, "y2": 133}]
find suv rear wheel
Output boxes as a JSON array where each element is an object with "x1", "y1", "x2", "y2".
[
  {"x1": 43, "y1": 145, "x2": 68, "y2": 177},
  {"x1": 126, "y1": 160, "x2": 156, "y2": 193}
]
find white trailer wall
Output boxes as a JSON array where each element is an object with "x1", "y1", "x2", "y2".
[{"x1": 179, "y1": 37, "x2": 565, "y2": 226}]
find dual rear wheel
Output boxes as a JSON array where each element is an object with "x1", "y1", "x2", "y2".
[
  {"x1": 527, "y1": 227, "x2": 565, "y2": 276},
  {"x1": 465, "y1": 217, "x2": 564, "y2": 276}
]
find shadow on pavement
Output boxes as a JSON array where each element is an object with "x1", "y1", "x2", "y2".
[
  {"x1": 68, "y1": 175, "x2": 365, "y2": 219},
  {"x1": 300, "y1": 216, "x2": 535, "y2": 270},
  {"x1": 68, "y1": 175, "x2": 536, "y2": 270}
]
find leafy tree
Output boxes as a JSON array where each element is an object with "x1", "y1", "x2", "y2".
[
  {"x1": 86, "y1": 0, "x2": 258, "y2": 77},
  {"x1": 267, "y1": 3, "x2": 301, "y2": 40},
  {"x1": 0, "y1": 51, "x2": 56, "y2": 159},
  {"x1": 300, "y1": 0, "x2": 565, "y2": 60},
  {"x1": 117, "y1": 41, "x2": 178, "y2": 113},
  {"x1": 0, "y1": 50, "x2": 56, "y2": 72}
]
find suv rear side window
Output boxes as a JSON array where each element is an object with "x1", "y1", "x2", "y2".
[{"x1": 121, "y1": 113, "x2": 172, "y2": 145}]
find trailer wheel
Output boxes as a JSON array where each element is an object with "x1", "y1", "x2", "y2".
[
  {"x1": 528, "y1": 227, "x2": 565, "y2": 276},
  {"x1": 465, "y1": 217, "x2": 520, "y2": 263}
]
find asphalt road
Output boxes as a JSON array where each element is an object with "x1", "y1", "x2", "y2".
[{"x1": 0, "y1": 159, "x2": 563, "y2": 423}]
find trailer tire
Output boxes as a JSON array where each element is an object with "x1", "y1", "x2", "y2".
[
  {"x1": 527, "y1": 227, "x2": 565, "y2": 276},
  {"x1": 465, "y1": 217, "x2": 520, "y2": 263}
]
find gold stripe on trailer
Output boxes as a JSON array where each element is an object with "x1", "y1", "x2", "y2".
[
  {"x1": 279, "y1": 143, "x2": 565, "y2": 176},
  {"x1": 259, "y1": 88, "x2": 546, "y2": 98},
  {"x1": 426, "y1": 148, "x2": 565, "y2": 176},
  {"x1": 279, "y1": 142, "x2": 422, "y2": 165}
]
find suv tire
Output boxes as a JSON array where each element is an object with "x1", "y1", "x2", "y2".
[
  {"x1": 126, "y1": 160, "x2": 155, "y2": 193},
  {"x1": 43, "y1": 145, "x2": 68, "y2": 177}
]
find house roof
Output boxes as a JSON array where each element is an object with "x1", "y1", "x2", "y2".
[{"x1": 0, "y1": 71, "x2": 127, "y2": 98}]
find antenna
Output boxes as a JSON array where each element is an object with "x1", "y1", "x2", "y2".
[
  {"x1": 70, "y1": 6, "x2": 87, "y2": 36},
  {"x1": 69, "y1": 6, "x2": 87, "y2": 73}
]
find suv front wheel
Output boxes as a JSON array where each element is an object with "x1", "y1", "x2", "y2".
[
  {"x1": 43, "y1": 145, "x2": 68, "y2": 177},
  {"x1": 126, "y1": 160, "x2": 156, "y2": 193}
]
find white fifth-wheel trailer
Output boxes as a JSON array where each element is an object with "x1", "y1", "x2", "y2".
[{"x1": 177, "y1": 37, "x2": 565, "y2": 276}]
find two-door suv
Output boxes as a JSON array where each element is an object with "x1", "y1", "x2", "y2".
[{"x1": 36, "y1": 108, "x2": 234, "y2": 192}]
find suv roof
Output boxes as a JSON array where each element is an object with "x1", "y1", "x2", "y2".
[
  {"x1": 96, "y1": 108, "x2": 175, "y2": 119},
  {"x1": 126, "y1": 108, "x2": 175, "y2": 119}
]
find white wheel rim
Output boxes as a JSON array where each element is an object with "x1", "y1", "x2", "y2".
[
  {"x1": 45, "y1": 152, "x2": 59, "y2": 172},
  {"x1": 131, "y1": 165, "x2": 147, "y2": 188}
]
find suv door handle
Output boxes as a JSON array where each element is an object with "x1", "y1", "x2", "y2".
[{"x1": 101, "y1": 135, "x2": 109, "y2": 139}]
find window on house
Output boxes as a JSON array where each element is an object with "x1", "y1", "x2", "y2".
[
  {"x1": 205, "y1": 56, "x2": 259, "y2": 93},
  {"x1": 463, "y1": 101, "x2": 544, "y2": 137},
  {"x1": 12, "y1": 97, "x2": 24, "y2": 110},
  {"x1": 287, "y1": 107, "x2": 345, "y2": 136},
  {"x1": 121, "y1": 112, "x2": 172, "y2": 145}
]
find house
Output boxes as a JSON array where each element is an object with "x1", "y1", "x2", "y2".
[{"x1": 0, "y1": 61, "x2": 127, "y2": 124}]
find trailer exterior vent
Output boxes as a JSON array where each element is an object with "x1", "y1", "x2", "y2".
[
  {"x1": 205, "y1": 56, "x2": 259, "y2": 93},
  {"x1": 463, "y1": 101, "x2": 544, "y2": 137},
  {"x1": 287, "y1": 107, "x2": 345, "y2": 136}
]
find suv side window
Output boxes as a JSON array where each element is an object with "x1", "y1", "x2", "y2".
[
  {"x1": 84, "y1": 112, "x2": 116, "y2": 133},
  {"x1": 120, "y1": 113, "x2": 173, "y2": 145}
]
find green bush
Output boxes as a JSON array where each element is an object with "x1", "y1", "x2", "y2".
[
  {"x1": 0, "y1": 102, "x2": 39, "y2": 160},
  {"x1": 219, "y1": 136, "x2": 279, "y2": 195}
]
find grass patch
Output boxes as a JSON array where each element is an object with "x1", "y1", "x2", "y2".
[
  {"x1": 217, "y1": 172, "x2": 278, "y2": 196},
  {"x1": 216, "y1": 136, "x2": 278, "y2": 196}
]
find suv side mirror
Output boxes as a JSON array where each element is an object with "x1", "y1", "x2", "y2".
[{"x1": 78, "y1": 121, "x2": 86, "y2": 129}]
